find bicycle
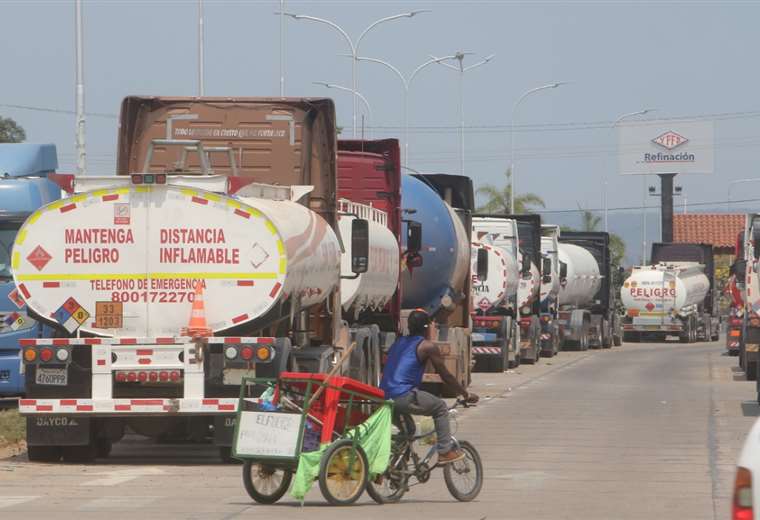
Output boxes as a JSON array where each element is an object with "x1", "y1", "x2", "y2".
[{"x1": 366, "y1": 399, "x2": 483, "y2": 503}]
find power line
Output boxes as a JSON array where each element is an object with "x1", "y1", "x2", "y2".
[
  {"x1": 0, "y1": 103, "x2": 117, "y2": 119},
  {"x1": 538, "y1": 197, "x2": 760, "y2": 214}
]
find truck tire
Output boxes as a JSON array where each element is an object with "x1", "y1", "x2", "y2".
[
  {"x1": 602, "y1": 319, "x2": 612, "y2": 349},
  {"x1": 62, "y1": 443, "x2": 97, "y2": 464},
  {"x1": 27, "y1": 445, "x2": 62, "y2": 463},
  {"x1": 748, "y1": 361, "x2": 758, "y2": 381}
]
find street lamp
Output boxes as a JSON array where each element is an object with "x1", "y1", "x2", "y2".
[
  {"x1": 435, "y1": 52, "x2": 495, "y2": 176},
  {"x1": 313, "y1": 82, "x2": 372, "y2": 138},
  {"x1": 608, "y1": 109, "x2": 656, "y2": 234},
  {"x1": 278, "y1": 9, "x2": 429, "y2": 138},
  {"x1": 352, "y1": 54, "x2": 458, "y2": 166},
  {"x1": 510, "y1": 82, "x2": 569, "y2": 214},
  {"x1": 728, "y1": 178, "x2": 760, "y2": 205}
]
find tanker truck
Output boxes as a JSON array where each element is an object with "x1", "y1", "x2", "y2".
[
  {"x1": 727, "y1": 231, "x2": 745, "y2": 357},
  {"x1": 743, "y1": 215, "x2": 760, "y2": 382},
  {"x1": 471, "y1": 215, "x2": 537, "y2": 366},
  {"x1": 470, "y1": 232, "x2": 520, "y2": 372},
  {"x1": 401, "y1": 173, "x2": 477, "y2": 394},
  {"x1": 539, "y1": 225, "x2": 562, "y2": 356},
  {"x1": 621, "y1": 243, "x2": 719, "y2": 343},
  {"x1": 14, "y1": 97, "x2": 408, "y2": 462},
  {"x1": 557, "y1": 232, "x2": 620, "y2": 350},
  {"x1": 0, "y1": 144, "x2": 61, "y2": 397}
]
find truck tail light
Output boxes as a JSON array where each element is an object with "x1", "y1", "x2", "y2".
[
  {"x1": 240, "y1": 347, "x2": 254, "y2": 361},
  {"x1": 115, "y1": 372, "x2": 127, "y2": 382},
  {"x1": 256, "y1": 347, "x2": 270, "y2": 361},
  {"x1": 731, "y1": 330, "x2": 742, "y2": 337},
  {"x1": 627, "y1": 309, "x2": 640, "y2": 317},
  {"x1": 733, "y1": 467, "x2": 753, "y2": 520},
  {"x1": 169, "y1": 370, "x2": 181, "y2": 382},
  {"x1": 224, "y1": 346, "x2": 238, "y2": 360},
  {"x1": 131, "y1": 174, "x2": 143, "y2": 185},
  {"x1": 55, "y1": 348, "x2": 70, "y2": 362},
  {"x1": 23, "y1": 348, "x2": 37, "y2": 363},
  {"x1": 40, "y1": 348, "x2": 53, "y2": 363}
]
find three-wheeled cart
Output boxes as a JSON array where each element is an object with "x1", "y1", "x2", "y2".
[{"x1": 233, "y1": 372, "x2": 386, "y2": 506}]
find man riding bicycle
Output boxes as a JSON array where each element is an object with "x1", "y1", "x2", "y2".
[{"x1": 380, "y1": 309, "x2": 479, "y2": 464}]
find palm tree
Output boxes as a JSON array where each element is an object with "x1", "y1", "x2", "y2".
[
  {"x1": 579, "y1": 206, "x2": 602, "y2": 232},
  {"x1": 476, "y1": 168, "x2": 545, "y2": 214}
]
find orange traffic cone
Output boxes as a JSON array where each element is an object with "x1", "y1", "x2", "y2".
[{"x1": 181, "y1": 281, "x2": 212, "y2": 338}]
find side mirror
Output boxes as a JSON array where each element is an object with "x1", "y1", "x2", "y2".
[
  {"x1": 406, "y1": 221, "x2": 422, "y2": 254},
  {"x1": 542, "y1": 257, "x2": 552, "y2": 276},
  {"x1": 476, "y1": 248, "x2": 489, "y2": 281},
  {"x1": 560, "y1": 262, "x2": 568, "y2": 280},
  {"x1": 351, "y1": 219, "x2": 369, "y2": 274},
  {"x1": 521, "y1": 253, "x2": 531, "y2": 274}
]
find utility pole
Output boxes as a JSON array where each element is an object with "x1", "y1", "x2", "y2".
[
  {"x1": 74, "y1": 0, "x2": 86, "y2": 176},
  {"x1": 198, "y1": 0, "x2": 205, "y2": 96}
]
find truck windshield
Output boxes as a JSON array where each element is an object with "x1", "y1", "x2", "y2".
[{"x1": 0, "y1": 227, "x2": 19, "y2": 280}]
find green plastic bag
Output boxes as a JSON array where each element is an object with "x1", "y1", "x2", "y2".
[{"x1": 290, "y1": 402, "x2": 393, "y2": 501}]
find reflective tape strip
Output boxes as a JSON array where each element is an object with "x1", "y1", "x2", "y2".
[
  {"x1": 60, "y1": 203, "x2": 77, "y2": 213},
  {"x1": 23, "y1": 337, "x2": 274, "y2": 346},
  {"x1": 473, "y1": 347, "x2": 502, "y2": 355},
  {"x1": 18, "y1": 398, "x2": 240, "y2": 414}
]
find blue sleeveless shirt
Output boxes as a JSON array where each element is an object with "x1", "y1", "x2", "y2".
[{"x1": 380, "y1": 335, "x2": 426, "y2": 399}]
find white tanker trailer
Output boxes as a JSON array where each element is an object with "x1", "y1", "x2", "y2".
[
  {"x1": 621, "y1": 242, "x2": 719, "y2": 343},
  {"x1": 557, "y1": 232, "x2": 620, "y2": 350},
  {"x1": 470, "y1": 217, "x2": 525, "y2": 371}
]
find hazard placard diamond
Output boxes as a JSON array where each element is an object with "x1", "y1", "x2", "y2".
[{"x1": 26, "y1": 245, "x2": 52, "y2": 271}]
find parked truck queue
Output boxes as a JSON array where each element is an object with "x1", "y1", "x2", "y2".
[{"x1": 2, "y1": 95, "x2": 733, "y2": 466}]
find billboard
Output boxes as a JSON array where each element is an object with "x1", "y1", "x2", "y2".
[{"x1": 617, "y1": 120, "x2": 714, "y2": 175}]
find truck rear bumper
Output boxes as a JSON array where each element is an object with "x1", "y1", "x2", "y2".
[
  {"x1": 19, "y1": 397, "x2": 242, "y2": 415},
  {"x1": 622, "y1": 324, "x2": 683, "y2": 332}
]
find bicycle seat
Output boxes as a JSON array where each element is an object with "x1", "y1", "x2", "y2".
[{"x1": 393, "y1": 412, "x2": 416, "y2": 436}]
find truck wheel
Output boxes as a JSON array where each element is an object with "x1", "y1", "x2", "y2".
[
  {"x1": 613, "y1": 333, "x2": 622, "y2": 346},
  {"x1": 96, "y1": 438, "x2": 112, "y2": 459},
  {"x1": 27, "y1": 445, "x2": 62, "y2": 463},
  {"x1": 602, "y1": 320, "x2": 612, "y2": 349},
  {"x1": 62, "y1": 443, "x2": 97, "y2": 464},
  {"x1": 748, "y1": 361, "x2": 758, "y2": 381}
]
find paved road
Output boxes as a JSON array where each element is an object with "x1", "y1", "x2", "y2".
[{"x1": 0, "y1": 339, "x2": 756, "y2": 519}]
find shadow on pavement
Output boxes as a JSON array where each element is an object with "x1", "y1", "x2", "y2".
[{"x1": 741, "y1": 401, "x2": 760, "y2": 417}]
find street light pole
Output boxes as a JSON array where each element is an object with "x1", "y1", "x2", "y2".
[
  {"x1": 279, "y1": 0, "x2": 285, "y2": 97},
  {"x1": 354, "y1": 54, "x2": 457, "y2": 166},
  {"x1": 609, "y1": 109, "x2": 655, "y2": 232},
  {"x1": 198, "y1": 0, "x2": 204, "y2": 96},
  {"x1": 313, "y1": 82, "x2": 372, "y2": 137},
  {"x1": 435, "y1": 52, "x2": 495, "y2": 176},
  {"x1": 279, "y1": 10, "x2": 428, "y2": 138},
  {"x1": 74, "y1": 0, "x2": 86, "y2": 176},
  {"x1": 510, "y1": 82, "x2": 568, "y2": 214}
]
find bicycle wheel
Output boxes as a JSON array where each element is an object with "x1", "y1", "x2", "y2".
[
  {"x1": 318, "y1": 439, "x2": 368, "y2": 506},
  {"x1": 242, "y1": 461, "x2": 293, "y2": 504},
  {"x1": 443, "y1": 440, "x2": 483, "y2": 502},
  {"x1": 366, "y1": 448, "x2": 410, "y2": 504}
]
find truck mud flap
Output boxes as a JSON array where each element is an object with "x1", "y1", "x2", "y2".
[
  {"x1": 213, "y1": 415, "x2": 236, "y2": 447},
  {"x1": 27, "y1": 416, "x2": 91, "y2": 446}
]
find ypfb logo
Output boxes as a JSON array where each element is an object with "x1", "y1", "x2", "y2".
[{"x1": 652, "y1": 131, "x2": 688, "y2": 150}]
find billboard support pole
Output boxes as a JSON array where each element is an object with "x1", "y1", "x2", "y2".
[{"x1": 659, "y1": 173, "x2": 676, "y2": 243}]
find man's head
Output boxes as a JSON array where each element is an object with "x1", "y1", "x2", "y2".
[{"x1": 408, "y1": 309, "x2": 431, "y2": 338}]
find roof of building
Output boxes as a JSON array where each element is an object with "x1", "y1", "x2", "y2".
[{"x1": 672, "y1": 213, "x2": 745, "y2": 250}]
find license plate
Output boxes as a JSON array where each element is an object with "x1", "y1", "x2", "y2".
[
  {"x1": 223, "y1": 367, "x2": 255, "y2": 385},
  {"x1": 35, "y1": 367, "x2": 67, "y2": 386},
  {"x1": 471, "y1": 333, "x2": 485, "y2": 342},
  {"x1": 0, "y1": 370, "x2": 9, "y2": 381}
]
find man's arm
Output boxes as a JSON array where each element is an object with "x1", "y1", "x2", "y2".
[{"x1": 418, "y1": 341, "x2": 469, "y2": 398}]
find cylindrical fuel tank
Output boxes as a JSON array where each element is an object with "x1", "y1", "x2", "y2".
[
  {"x1": 558, "y1": 243, "x2": 602, "y2": 307},
  {"x1": 471, "y1": 241, "x2": 517, "y2": 312},
  {"x1": 400, "y1": 175, "x2": 469, "y2": 314},
  {"x1": 11, "y1": 184, "x2": 341, "y2": 337},
  {"x1": 338, "y1": 200, "x2": 399, "y2": 312},
  {"x1": 621, "y1": 262, "x2": 709, "y2": 314},
  {"x1": 540, "y1": 237, "x2": 560, "y2": 304}
]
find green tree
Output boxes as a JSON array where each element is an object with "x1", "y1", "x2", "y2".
[
  {"x1": 0, "y1": 116, "x2": 26, "y2": 143},
  {"x1": 579, "y1": 206, "x2": 602, "y2": 232},
  {"x1": 476, "y1": 168, "x2": 545, "y2": 214},
  {"x1": 573, "y1": 204, "x2": 627, "y2": 289}
]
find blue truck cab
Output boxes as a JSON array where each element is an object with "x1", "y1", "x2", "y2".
[{"x1": 0, "y1": 143, "x2": 61, "y2": 396}]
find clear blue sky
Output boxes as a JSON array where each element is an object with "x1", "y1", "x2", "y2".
[{"x1": 3, "y1": 0, "x2": 759, "y2": 231}]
